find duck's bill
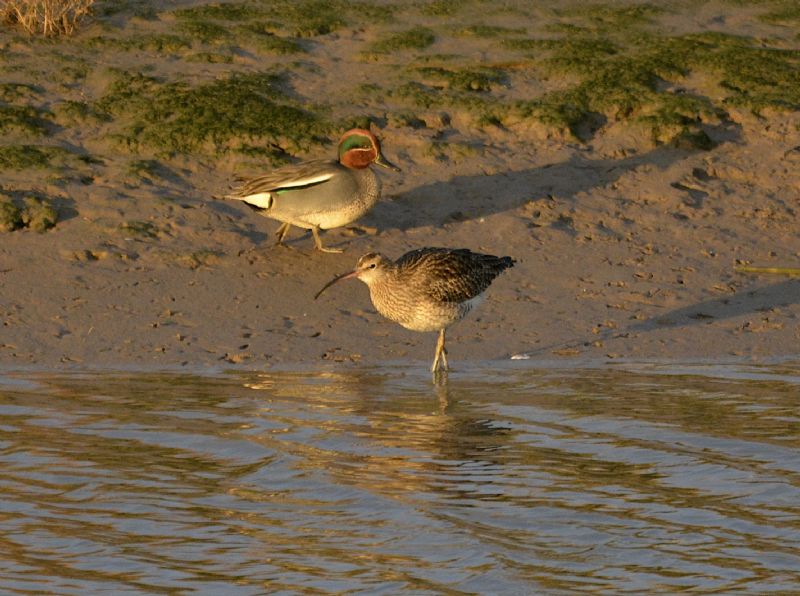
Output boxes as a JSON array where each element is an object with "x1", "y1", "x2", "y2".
[
  {"x1": 314, "y1": 270, "x2": 359, "y2": 300},
  {"x1": 375, "y1": 154, "x2": 401, "y2": 172}
]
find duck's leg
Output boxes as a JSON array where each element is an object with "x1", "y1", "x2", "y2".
[
  {"x1": 274, "y1": 222, "x2": 292, "y2": 247},
  {"x1": 431, "y1": 328, "x2": 449, "y2": 372},
  {"x1": 312, "y1": 225, "x2": 343, "y2": 254}
]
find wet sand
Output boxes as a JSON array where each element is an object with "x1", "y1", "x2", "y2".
[{"x1": 1, "y1": 1, "x2": 798, "y2": 369}]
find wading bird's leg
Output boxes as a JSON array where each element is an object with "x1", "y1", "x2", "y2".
[{"x1": 431, "y1": 328, "x2": 449, "y2": 372}]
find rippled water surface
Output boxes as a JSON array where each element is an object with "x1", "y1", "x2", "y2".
[{"x1": 1, "y1": 363, "x2": 799, "y2": 594}]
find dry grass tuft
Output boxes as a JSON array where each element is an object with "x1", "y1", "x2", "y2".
[{"x1": 1, "y1": 0, "x2": 94, "y2": 36}]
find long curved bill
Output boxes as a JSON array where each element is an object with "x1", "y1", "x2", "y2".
[
  {"x1": 314, "y1": 269, "x2": 359, "y2": 300},
  {"x1": 375, "y1": 153, "x2": 401, "y2": 172}
]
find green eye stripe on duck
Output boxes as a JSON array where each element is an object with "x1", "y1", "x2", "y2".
[{"x1": 339, "y1": 133, "x2": 375, "y2": 154}]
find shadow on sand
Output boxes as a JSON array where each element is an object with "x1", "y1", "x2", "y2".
[
  {"x1": 365, "y1": 122, "x2": 742, "y2": 233},
  {"x1": 515, "y1": 278, "x2": 800, "y2": 359},
  {"x1": 627, "y1": 278, "x2": 800, "y2": 334},
  {"x1": 365, "y1": 147, "x2": 695, "y2": 232}
]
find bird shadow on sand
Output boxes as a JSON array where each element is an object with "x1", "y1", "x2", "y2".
[
  {"x1": 364, "y1": 125, "x2": 741, "y2": 233},
  {"x1": 625, "y1": 278, "x2": 800, "y2": 334},
  {"x1": 516, "y1": 278, "x2": 800, "y2": 358}
]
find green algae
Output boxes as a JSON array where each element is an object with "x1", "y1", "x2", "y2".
[
  {"x1": 3, "y1": 0, "x2": 799, "y2": 176},
  {"x1": 369, "y1": 26, "x2": 435, "y2": 53},
  {"x1": 95, "y1": 71, "x2": 330, "y2": 156},
  {"x1": 148, "y1": 6, "x2": 310, "y2": 55},
  {"x1": 237, "y1": 25, "x2": 305, "y2": 54},
  {"x1": 185, "y1": 52, "x2": 235, "y2": 64},
  {"x1": 452, "y1": 25, "x2": 527, "y2": 38},
  {"x1": 173, "y1": 0, "x2": 391, "y2": 39},
  {"x1": 0, "y1": 104, "x2": 52, "y2": 136},
  {"x1": 683, "y1": 34, "x2": 800, "y2": 111},
  {"x1": 757, "y1": 1, "x2": 800, "y2": 25},
  {"x1": 413, "y1": 66, "x2": 507, "y2": 92},
  {"x1": 0, "y1": 83, "x2": 43, "y2": 102},
  {"x1": 20, "y1": 196, "x2": 58, "y2": 232},
  {"x1": 390, "y1": 80, "x2": 495, "y2": 128},
  {"x1": 387, "y1": 111, "x2": 426, "y2": 129},
  {"x1": 176, "y1": 19, "x2": 230, "y2": 44},
  {"x1": 0, "y1": 200, "x2": 23, "y2": 232},
  {"x1": 556, "y1": 3, "x2": 666, "y2": 30},
  {"x1": 503, "y1": 37, "x2": 619, "y2": 72},
  {"x1": 96, "y1": 0, "x2": 158, "y2": 19},
  {"x1": 419, "y1": 0, "x2": 468, "y2": 16},
  {"x1": 173, "y1": 2, "x2": 261, "y2": 21},
  {"x1": 0, "y1": 145, "x2": 72, "y2": 169},
  {"x1": 0, "y1": 195, "x2": 58, "y2": 232},
  {"x1": 391, "y1": 81, "x2": 442, "y2": 109},
  {"x1": 53, "y1": 101, "x2": 108, "y2": 126},
  {"x1": 500, "y1": 22, "x2": 800, "y2": 142},
  {"x1": 85, "y1": 34, "x2": 192, "y2": 53},
  {"x1": 355, "y1": 1, "x2": 785, "y2": 143}
]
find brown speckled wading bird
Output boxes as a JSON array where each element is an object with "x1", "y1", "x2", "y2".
[
  {"x1": 315, "y1": 248, "x2": 515, "y2": 372},
  {"x1": 222, "y1": 129, "x2": 400, "y2": 253}
]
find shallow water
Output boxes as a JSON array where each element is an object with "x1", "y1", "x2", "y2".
[{"x1": 0, "y1": 363, "x2": 798, "y2": 594}]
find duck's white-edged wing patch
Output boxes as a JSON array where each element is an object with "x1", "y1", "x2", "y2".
[
  {"x1": 273, "y1": 171, "x2": 335, "y2": 190},
  {"x1": 239, "y1": 192, "x2": 273, "y2": 209}
]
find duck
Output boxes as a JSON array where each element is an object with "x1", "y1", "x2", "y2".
[{"x1": 222, "y1": 128, "x2": 400, "y2": 253}]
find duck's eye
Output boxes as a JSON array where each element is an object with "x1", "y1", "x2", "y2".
[{"x1": 369, "y1": 263, "x2": 376, "y2": 269}]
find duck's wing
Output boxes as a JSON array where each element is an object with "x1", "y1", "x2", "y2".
[{"x1": 225, "y1": 159, "x2": 340, "y2": 208}]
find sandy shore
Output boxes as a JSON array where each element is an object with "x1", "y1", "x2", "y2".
[{"x1": 1, "y1": 0, "x2": 799, "y2": 369}]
